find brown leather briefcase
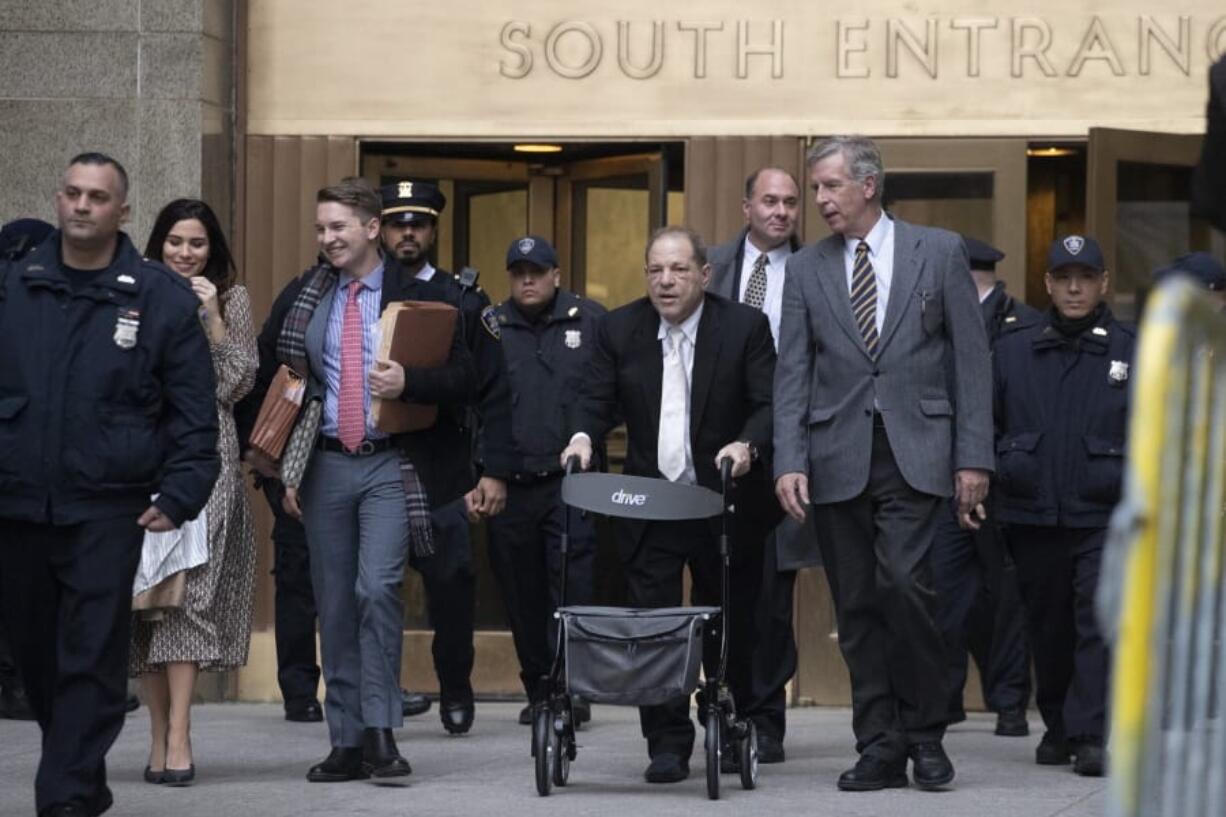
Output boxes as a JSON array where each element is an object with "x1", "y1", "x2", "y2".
[{"x1": 248, "y1": 364, "x2": 306, "y2": 461}]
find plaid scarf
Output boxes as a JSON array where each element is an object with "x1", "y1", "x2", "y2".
[{"x1": 275, "y1": 261, "x2": 435, "y2": 557}]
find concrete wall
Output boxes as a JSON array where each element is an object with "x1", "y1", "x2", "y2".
[{"x1": 0, "y1": 0, "x2": 235, "y2": 248}]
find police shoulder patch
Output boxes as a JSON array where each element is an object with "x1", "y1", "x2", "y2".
[{"x1": 480, "y1": 305, "x2": 501, "y2": 340}]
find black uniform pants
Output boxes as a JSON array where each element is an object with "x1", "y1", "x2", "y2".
[
  {"x1": 410, "y1": 497, "x2": 476, "y2": 704},
  {"x1": 1007, "y1": 525, "x2": 1108, "y2": 741},
  {"x1": 810, "y1": 425, "x2": 948, "y2": 762},
  {"x1": 744, "y1": 527, "x2": 798, "y2": 742},
  {"x1": 931, "y1": 501, "x2": 1031, "y2": 716},
  {"x1": 0, "y1": 516, "x2": 144, "y2": 816},
  {"x1": 624, "y1": 518, "x2": 762, "y2": 761},
  {"x1": 487, "y1": 477, "x2": 595, "y2": 699},
  {"x1": 0, "y1": 576, "x2": 21, "y2": 691},
  {"x1": 262, "y1": 480, "x2": 321, "y2": 708}
]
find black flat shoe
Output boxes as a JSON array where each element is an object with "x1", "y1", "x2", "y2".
[
  {"x1": 1036, "y1": 730, "x2": 1072, "y2": 765},
  {"x1": 995, "y1": 707, "x2": 1030, "y2": 737},
  {"x1": 362, "y1": 728, "x2": 412, "y2": 778},
  {"x1": 757, "y1": 732, "x2": 786, "y2": 764},
  {"x1": 400, "y1": 689, "x2": 432, "y2": 718},
  {"x1": 440, "y1": 700, "x2": 474, "y2": 735},
  {"x1": 307, "y1": 747, "x2": 369, "y2": 782},
  {"x1": 285, "y1": 700, "x2": 323, "y2": 723},
  {"x1": 518, "y1": 704, "x2": 532, "y2": 726},
  {"x1": 837, "y1": 755, "x2": 908, "y2": 791},
  {"x1": 644, "y1": 753, "x2": 689, "y2": 783},
  {"x1": 143, "y1": 766, "x2": 164, "y2": 784},
  {"x1": 908, "y1": 742, "x2": 954, "y2": 790},
  {"x1": 162, "y1": 764, "x2": 195, "y2": 787}
]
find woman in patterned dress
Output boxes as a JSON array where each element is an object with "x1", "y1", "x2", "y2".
[{"x1": 130, "y1": 199, "x2": 258, "y2": 785}]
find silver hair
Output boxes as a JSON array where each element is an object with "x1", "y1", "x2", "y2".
[{"x1": 806, "y1": 136, "x2": 885, "y2": 202}]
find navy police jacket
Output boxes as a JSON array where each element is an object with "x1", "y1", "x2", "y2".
[
  {"x1": 992, "y1": 306, "x2": 1135, "y2": 528},
  {"x1": 493, "y1": 290, "x2": 606, "y2": 475},
  {"x1": 0, "y1": 232, "x2": 219, "y2": 526}
]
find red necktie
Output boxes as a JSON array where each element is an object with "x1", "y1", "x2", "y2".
[{"x1": 337, "y1": 280, "x2": 365, "y2": 452}]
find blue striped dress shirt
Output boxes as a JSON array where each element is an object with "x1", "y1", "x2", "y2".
[{"x1": 320, "y1": 263, "x2": 388, "y2": 440}]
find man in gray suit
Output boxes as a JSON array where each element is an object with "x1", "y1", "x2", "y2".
[
  {"x1": 774, "y1": 136, "x2": 993, "y2": 792},
  {"x1": 708, "y1": 167, "x2": 809, "y2": 764}
]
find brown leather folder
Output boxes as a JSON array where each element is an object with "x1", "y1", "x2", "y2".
[
  {"x1": 248, "y1": 364, "x2": 306, "y2": 461},
  {"x1": 372, "y1": 300, "x2": 458, "y2": 433}
]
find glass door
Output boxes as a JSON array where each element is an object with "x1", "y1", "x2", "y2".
[{"x1": 1086, "y1": 128, "x2": 1222, "y2": 320}]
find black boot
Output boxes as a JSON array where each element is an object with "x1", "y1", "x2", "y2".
[{"x1": 362, "y1": 728, "x2": 411, "y2": 778}]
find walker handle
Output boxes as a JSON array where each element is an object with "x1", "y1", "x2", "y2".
[{"x1": 565, "y1": 454, "x2": 581, "y2": 476}]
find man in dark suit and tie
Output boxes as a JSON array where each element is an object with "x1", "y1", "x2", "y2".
[
  {"x1": 561, "y1": 226, "x2": 779, "y2": 784},
  {"x1": 707, "y1": 167, "x2": 808, "y2": 765},
  {"x1": 774, "y1": 136, "x2": 994, "y2": 791}
]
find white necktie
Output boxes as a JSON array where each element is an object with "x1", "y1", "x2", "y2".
[{"x1": 657, "y1": 327, "x2": 689, "y2": 482}]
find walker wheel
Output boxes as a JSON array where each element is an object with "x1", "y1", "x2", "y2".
[
  {"x1": 739, "y1": 720, "x2": 759, "y2": 790},
  {"x1": 533, "y1": 706, "x2": 553, "y2": 796},
  {"x1": 704, "y1": 708, "x2": 721, "y2": 800}
]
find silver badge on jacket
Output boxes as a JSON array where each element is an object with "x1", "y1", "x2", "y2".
[
  {"x1": 1108, "y1": 360, "x2": 1129, "y2": 383},
  {"x1": 564, "y1": 329, "x2": 582, "y2": 349},
  {"x1": 114, "y1": 308, "x2": 140, "y2": 350}
]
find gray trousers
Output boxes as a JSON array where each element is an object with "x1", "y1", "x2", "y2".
[{"x1": 301, "y1": 449, "x2": 408, "y2": 748}]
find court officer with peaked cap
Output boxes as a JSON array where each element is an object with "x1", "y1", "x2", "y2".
[
  {"x1": 379, "y1": 180, "x2": 515, "y2": 733},
  {"x1": 930, "y1": 236, "x2": 1036, "y2": 737},
  {"x1": 992, "y1": 235, "x2": 1134, "y2": 778},
  {"x1": 487, "y1": 235, "x2": 605, "y2": 726}
]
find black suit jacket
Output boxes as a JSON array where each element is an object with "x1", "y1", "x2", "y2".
[{"x1": 574, "y1": 292, "x2": 781, "y2": 559}]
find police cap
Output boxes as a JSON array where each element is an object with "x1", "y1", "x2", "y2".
[
  {"x1": 380, "y1": 180, "x2": 446, "y2": 225},
  {"x1": 961, "y1": 235, "x2": 1005, "y2": 272},
  {"x1": 1152, "y1": 252, "x2": 1226, "y2": 292},
  {"x1": 1047, "y1": 235, "x2": 1105, "y2": 273},
  {"x1": 506, "y1": 235, "x2": 558, "y2": 270}
]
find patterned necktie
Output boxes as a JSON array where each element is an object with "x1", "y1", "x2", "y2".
[
  {"x1": 743, "y1": 252, "x2": 768, "y2": 310},
  {"x1": 657, "y1": 327, "x2": 689, "y2": 482},
  {"x1": 337, "y1": 280, "x2": 366, "y2": 452},
  {"x1": 851, "y1": 241, "x2": 879, "y2": 356}
]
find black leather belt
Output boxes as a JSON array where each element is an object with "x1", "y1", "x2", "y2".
[
  {"x1": 509, "y1": 470, "x2": 563, "y2": 485},
  {"x1": 317, "y1": 436, "x2": 394, "y2": 457}
]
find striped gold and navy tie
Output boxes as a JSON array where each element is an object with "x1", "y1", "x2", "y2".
[{"x1": 851, "y1": 241, "x2": 879, "y2": 356}]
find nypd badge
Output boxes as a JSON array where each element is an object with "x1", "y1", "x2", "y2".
[
  {"x1": 517, "y1": 237, "x2": 535, "y2": 256},
  {"x1": 114, "y1": 308, "x2": 140, "y2": 350},
  {"x1": 1063, "y1": 235, "x2": 1085, "y2": 255},
  {"x1": 397, "y1": 181, "x2": 414, "y2": 199},
  {"x1": 564, "y1": 329, "x2": 582, "y2": 349},
  {"x1": 480, "y1": 305, "x2": 501, "y2": 340},
  {"x1": 1108, "y1": 360, "x2": 1130, "y2": 384}
]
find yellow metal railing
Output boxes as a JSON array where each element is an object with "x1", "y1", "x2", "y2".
[{"x1": 1105, "y1": 279, "x2": 1226, "y2": 817}]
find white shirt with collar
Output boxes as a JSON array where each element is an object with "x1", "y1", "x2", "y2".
[
  {"x1": 842, "y1": 212, "x2": 895, "y2": 335},
  {"x1": 737, "y1": 238, "x2": 791, "y2": 349},
  {"x1": 656, "y1": 300, "x2": 704, "y2": 485}
]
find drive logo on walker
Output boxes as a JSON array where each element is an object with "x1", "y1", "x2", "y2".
[{"x1": 611, "y1": 489, "x2": 648, "y2": 507}]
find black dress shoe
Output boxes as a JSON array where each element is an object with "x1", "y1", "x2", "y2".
[
  {"x1": 285, "y1": 700, "x2": 323, "y2": 723},
  {"x1": 162, "y1": 764, "x2": 196, "y2": 787},
  {"x1": 41, "y1": 804, "x2": 88, "y2": 817},
  {"x1": 307, "y1": 747, "x2": 369, "y2": 782},
  {"x1": 1071, "y1": 738, "x2": 1107, "y2": 777},
  {"x1": 400, "y1": 689, "x2": 432, "y2": 718},
  {"x1": 837, "y1": 755, "x2": 908, "y2": 791},
  {"x1": 0, "y1": 686, "x2": 35, "y2": 720},
  {"x1": 994, "y1": 707, "x2": 1030, "y2": 737},
  {"x1": 644, "y1": 753, "x2": 689, "y2": 783},
  {"x1": 440, "y1": 699, "x2": 474, "y2": 734},
  {"x1": 908, "y1": 742, "x2": 955, "y2": 790},
  {"x1": 1036, "y1": 730, "x2": 1072, "y2": 765},
  {"x1": 571, "y1": 696, "x2": 591, "y2": 726},
  {"x1": 518, "y1": 705, "x2": 532, "y2": 726},
  {"x1": 757, "y1": 732, "x2": 785, "y2": 764},
  {"x1": 362, "y1": 728, "x2": 412, "y2": 778}
]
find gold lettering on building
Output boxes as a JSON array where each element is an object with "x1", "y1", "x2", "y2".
[
  {"x1": 836, "y1": 18, "x2": 870, "y2": 78},
  {"x1": 737, "y1": 20, "x2": 784, "y2": 79},
  {"x1": 677, "y1": 20, "x2": 723, "y2": 79},
  {"x1": 886, "y1": 18, "x2": 939, "y2": 79},
  {"x1": 950, "y1": 17, "x2": 998, "y2": 78},
  {"x1": 1067, "y1": 16, "x2": 1126, "y2": 77},
  {"x1": 618, "y1": 20, "x2": 665, "y2": 79}
]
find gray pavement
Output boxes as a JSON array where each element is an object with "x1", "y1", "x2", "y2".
[{"x1": 0, "y1": 703, "x2": 1106, "y2": 817}]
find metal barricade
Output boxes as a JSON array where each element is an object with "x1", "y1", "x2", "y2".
[{"x1": 1102, "y1": 279, "x2": 1226, "y2": 817}]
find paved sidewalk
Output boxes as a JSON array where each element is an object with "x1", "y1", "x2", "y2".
[{"x1": 0, "y1": 703, "x2": 1106, "y2": 817}]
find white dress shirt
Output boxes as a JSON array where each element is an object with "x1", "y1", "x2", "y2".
[
  {"x1": 737, "y1": 239, "x2": 791, "y2": 349},
  {"x1": 842, "y1": 213, "x2": 895, "y2": 335},
  {"x1": 414, "y1": 261, "x2": 437, "y2": 282},
  {"x1": 656, "y1": 301, "x2": 704, "y2": 485}
]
